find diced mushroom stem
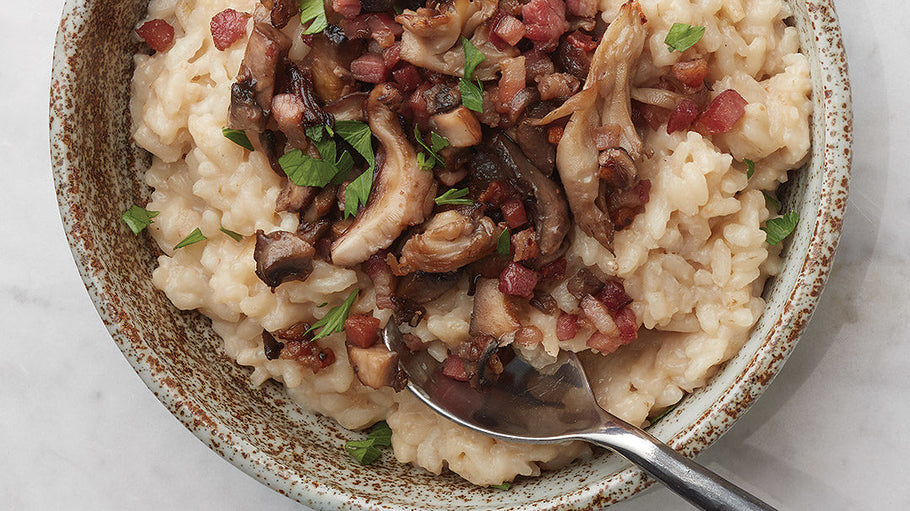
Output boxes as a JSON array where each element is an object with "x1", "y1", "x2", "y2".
[
  {"x1": 429, "y1": 106, "x2": 483, "y2": 148},
  {"x1": 347, "y1": 345, "x2": 400, "y2": 389},
  {"x1": 331, "y1": 83, "x2": 437, "y2": 266},
  {"x1": 469, "y1": 278, "x2": 520, "y2": 338}
]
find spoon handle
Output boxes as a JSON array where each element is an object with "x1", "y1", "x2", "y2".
[{"x1": 579, "y1": 424, "x2": 776, "y2": 511}]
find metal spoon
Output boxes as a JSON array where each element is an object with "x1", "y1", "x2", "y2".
[{"x1": 383, "y1": 322, "x2": 776, "y2": 510}]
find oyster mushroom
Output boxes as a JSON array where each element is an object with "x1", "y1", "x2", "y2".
[
  {"x1": 396, "y1": 210, "x2": 500, "y2": 274},
  {"x1": 331, "y1": 83, "x2": 436, "y2": 266},
  {"x1": 536, "y1": 2, "x2": 647, "y2": 250},
  {"x1": 469, "y1": 278, "x2": 520, "y2": 338},
  {"x1": 254, "y1": 229, "x2": 315, "y2": 289}
]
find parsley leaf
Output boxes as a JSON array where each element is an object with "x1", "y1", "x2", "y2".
[
  {"x1": 299, "y1": 0, "x2": 328, "y2": 35},
  {"x1": 414, "y1": 125, "x2": 450, "y2": 170},
  {"x1": 763, "y1": 191, "x2": 780, "y2": 211},
  {"x1": 279, "y1": 149, "x2": 340, "y2": 187},
  {"x1": 220, "y1": 227, "x2": 243, "y2": 242},
  {"x1": 460, "y1": 37, "x2": 486, "y2": 112},
  {"x1": 222, "y1": 127, "x2": 254, "y2": 151},
  {"x1": 344, "y1": 168, "x2": 373, "y2": 218},
  {"x1": 174, "y1": 228, "x2": 207, "y2": 249},
  {"x1": 461, "y1": 36, "x2": 485, "y2": 81},
  {"x1": 334, "y1": 121, "x2": 375, "y2": 170},
  {"x1": 761, "y1": 211, "x2": 799, "y2": 245},
  {"x1": 664, "y1": 23, "x2": 705, "y2": 52},
  {"x1": 121, "y1": 205, "x2": 159, "y2": 234},
  {"x1": 308, "y1": 289, "x2": 358, "y2": 340},
  {"x1": 744, "y1": 158, "x2": 755, "y2": 179},
  {"x1": 435, "y1": 188, "x2": 473, "y2": 206},
  {"x1": 345, "y1": 439, "x2": 382, "y2": 465},
  {"x1": 459, "y1": 78, "x2": 484, "y2": 113},
  {"x1": 497, "y1": 228, "x2": 511, "y2": 257},
  {"x1": 490, "y1": 483, "x2": 511, "y2": 490},
  {"x1": 335, "y1": 121, "x2": 376, "y2": 217},
  {"x1": 367, "y1": 421, "x2": 392, "y2": 447}
]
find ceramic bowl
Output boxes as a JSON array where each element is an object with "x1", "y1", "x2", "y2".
[{"x1": 50, "y1": 1, "x2": 851, "y2": 508}]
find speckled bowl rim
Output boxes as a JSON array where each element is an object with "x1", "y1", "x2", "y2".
[{"x1": 50, "y1": 0, "x2": 851, "y2": 509}]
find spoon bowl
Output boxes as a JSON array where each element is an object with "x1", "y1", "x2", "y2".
[{"x1": 384, "y1": 321, "x2": 777, "y2": 511}]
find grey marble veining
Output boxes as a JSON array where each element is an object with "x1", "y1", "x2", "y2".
[{"x1": 2, "y1": 0, "x2": 908, "y2": 509}]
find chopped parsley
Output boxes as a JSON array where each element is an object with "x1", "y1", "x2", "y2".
[
  {"x1": 497, "y1": 228, "x2": 511, "y2": 257},
  {"x1": 222, "y1": 127, "x2": 254, "y2": 151},
  {"x1": 762, "y1": 211, "x2": 799, "y2": 245},
  {"x1": 414, "y1": 125, "x2": 450, "y2": 170},
  {"x1": 435, "y1": 188, "x2": 473, "y2": 206},
  {"x1": 490, "y1": 483, "x2": 511, "y2": 490},
  {"x1": 174, "y1": 228, "x2": 207, "y2": 249},
  {"x1": 744, "y1": 158, "x2": 755, "y2": 179},
  {"x1": 308, "y1": 289, "x2": 358, "y2": 340},
  {"x1": 345, "y1": 421, "x2": 392, "y2": 465},
  {"x1": 334, "y1": 121, "x2": 376, "y2": 217},
  {"x1": 763, "y1": 191, "x2": 780, "y2": 211},
  {"x1": 459, "y1": 79, "x2": 484, "y2": 113},
  {"x1": 279, "y1": 125, "x2": 354, "y2": 188},
  {"x1": 299, "y1": 0, "x2": 328, "y2": 35},
  {"x1": 664, "y1": 23, "x2": 705, "y2": 52},
  {"x1": 459, "y1": 36, "x2": 485, "y2": 113},
  {"x1": 121, "y1": 205, "x2": 158, "y2": 234},
  {"x1": 220, "y1": 227, "x2": 243, "y2": 242}
]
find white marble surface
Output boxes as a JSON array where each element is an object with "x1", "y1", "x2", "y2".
[{"x1": 1, "y1": 1, "x2": 907, "y2": 509}]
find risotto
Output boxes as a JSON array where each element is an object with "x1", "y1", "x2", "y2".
[{"x1": 129, "y1": 0, "x2": 811, "y2": 486}]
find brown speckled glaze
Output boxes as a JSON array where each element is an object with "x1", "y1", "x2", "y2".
[{"x1": 49, "y1": 0, "x2": 851, "y2": 508}]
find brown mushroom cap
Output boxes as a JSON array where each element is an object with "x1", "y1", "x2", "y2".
[{"x1": 254, "y1": 229, "x2": 316, "y2": 289}]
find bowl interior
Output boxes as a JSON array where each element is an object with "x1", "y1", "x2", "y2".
[{"x1": 50, "y1": 1, "x2": 851, "y2": 509}]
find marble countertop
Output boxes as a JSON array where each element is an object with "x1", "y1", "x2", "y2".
[{"x1": 2, "y1": 0, "x2": 907, "y2": 509}]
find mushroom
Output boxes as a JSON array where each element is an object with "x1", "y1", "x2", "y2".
[
  {"x1": 323, "y1": 92, "x2": 369, "y2": 122},
  {"x1": 485, "y1": 133, "x2": 570, "y2": 257},
  {"x1": 254, "y1": 229, "x2": 316, "y2": 289},
  {"x1": 469, "y1": 278, "x2": 520, "y2": 338},
  {"x1": 535, "y1": 2, "x2": 646, "y2": 251},
  {"x1": 330, "y1": 83, "x2": 436, "y2": 266},
  {"x1": 429, "y1": 106, "x2": 483, "y2": 148},
  {"x1": 305, "y1": 34, "x2": 357, "y2": 103},
  {"x1": 395, "y1": 210, "x2": 500, "y2": 274},
  {"x1": 347, "y1": 345, "x2": 400, "y2": 389},
  {"x1": 229, "y1": 22, "x2": 291, "y2": 131}
]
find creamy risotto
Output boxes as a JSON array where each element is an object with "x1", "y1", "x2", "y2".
[{"x1": 130, "y1": 0, "x2": 810, "y2": 486}]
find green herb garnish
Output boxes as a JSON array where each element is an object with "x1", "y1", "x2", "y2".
[
  {"x1": 222, "y1": 127, "x2": 254, "y2": 151},
  {"x1": 435, "y1": 188, "x2": 473, "y2": 206},
  {"x1": 344, "y1": 169, "x2": 374, "y2": 218},
  {"x1": 664, "y1": 23, "x2": 705, "y2": 52},
  {"x1": 761, "y1": 211, "x2": 799, "y2": 245},
  {"x1": 308, "y1": 289, "x2": 358, "y2": 340},
  {"x1": 121, "y1": 205, "x2": 159, "y2": 234},
  {"x1": 174, "y1": 228, "x2": 207, "y2": 249},
  {"x1": 220, "y1": 227, "x2": 243, "y2": 242},
  {"x1": 497, "y1": 228, "x2": 511, "y2": 257},
  {"x1": 279, "y1": 149, "x2": 340, "y2": 187},
  {"x1": 299, "y1": 0, "x2": 328, "y2": 35},
  {"x1": 744, "y1": 158, "x2": 755, "y2": 179},
  {"x1": 414, "y1": 125, "x2": 450, "y2": 170},
  {"x1": 344, "y1": 421, "x2": 393, "y2": 465},
  {"x1": 367, "y1": 421, "x2": 392, "y2": 447},
  {"x1": 763, "y1": 191, "x2": 780, "y2": 211},
  {"x1": 345, "y1": 439, "x2": 382, "y2": 465},
  {"x1": 459, "y1": 36, "x2": 486, "y2": 113},
  {"x1": 459, "y1": 79, "x2": 484, "y2": 113},
  {"x1": 490, "y1": 483, "x2": 511, "y2": 490},
  {"x1": 334, "y1": 121, "x2": 376, "y2": 217}
]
